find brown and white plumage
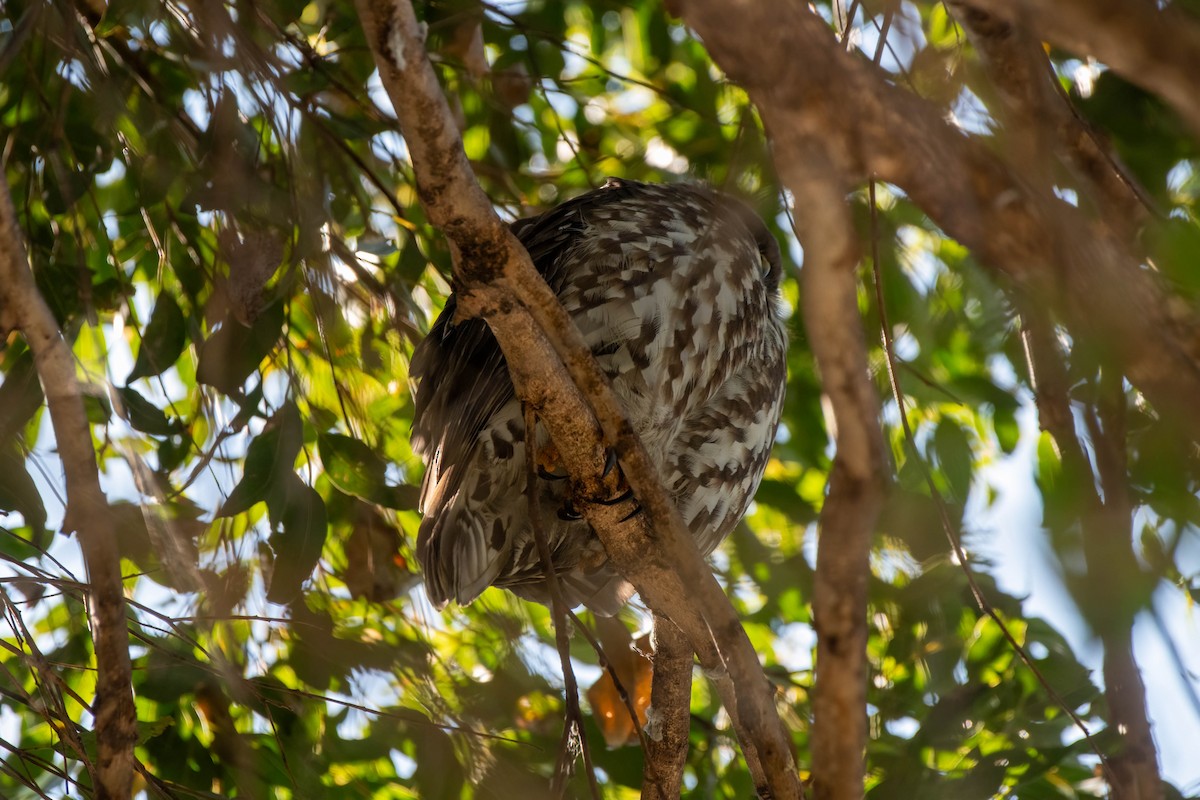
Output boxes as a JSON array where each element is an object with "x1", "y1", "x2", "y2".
[{"x1": 410, "y1": 178, "x2": 786, "y2": 614}]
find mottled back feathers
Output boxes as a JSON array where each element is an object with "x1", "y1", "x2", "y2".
[{"x1": 409, "y1": 178, "x2": 787, "y2": 613}]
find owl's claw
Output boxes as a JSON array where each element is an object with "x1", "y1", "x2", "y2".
[
  {"x1": 557, "y1": 501, "x2": 583, "y2": 521},
  {"x1": 597, "y1": 454, "x2": 641, "y2": 522},
  {"x1": 538, "y1": 465, "x2": 568, "y2": 481},
  {"x1": 597, "y1": 486, "x2": 634, "y2": 506},
  {"x1": 602, "y1": 448, "x2": 619, "y2": 478}
]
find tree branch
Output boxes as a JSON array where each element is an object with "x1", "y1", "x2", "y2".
[
  {"x1": 947, "y1": 3, "x2": 1154, "y2": 243},
  {"x1": 1021, "y1": 311, "x2": 1161, "y2": 800},
  {"x1": 679, "y1": 9, "x2": 891, "y2": 799},
  {"x1": 0, "y1": 171, "x2": 135, "y2": 796},
  {"x1": 960, "y1": 0, "x2": 1200, "y2": 141},
  {"x1": 641, "y1": 613, "x2": 693, "y2": 800},
  {"x1": 793, "y1": 168, "x2": 887, "y2": 800},
  {"x1": 354, "y1": 1, "x2": 801, "y2": 796},
  {"x1": 677, "y1": 0, "x2": 1200, "y2": 449}
]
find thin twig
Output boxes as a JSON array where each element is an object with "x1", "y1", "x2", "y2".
[
  {"x1": 568, "y1": 610, "x2": 654, "y2": 755},
  {"x1": 867, "y1": 192, "x2": 1111, "y2": 774},
  {"x1": 0, "y1": 161, "x2": 136, "y2": 800},
  {"x1": 524, "y1": 403, "x2": 600, "y2": 799}
]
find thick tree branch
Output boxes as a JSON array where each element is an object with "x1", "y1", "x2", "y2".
[
  {"x1": 947, "y1": 3, "x2": 1153, "y2": 243},
  {"x1": 0, "y1": 173, "x2": 135, "y2": 796},
  {"x1": 793, "y1": 169, "x2": 888, "y2": 799},
  {"x1": 1021, "y1": 312, "x2": 1161, "y2": 800},
  {"x1": 961, "y1": 0, "x2": 1200, "y2": 141},
  {"x1": 678, "y1": 0, "x2": 1200, "y2": 450},
  {"x1": 354, "y1": 2, "x2": 801, "y2": 796}
]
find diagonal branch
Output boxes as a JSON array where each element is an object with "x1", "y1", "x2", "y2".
[
  {"x1": 354, "y1": 1, "x2": 802, "y2": 796},
  {"x1": 959, "y1": 0, "x2": 1200, "y2": 141},
  {"x1": 0, "y1": 172, "x2": 135, "y2": 797},
  {"x1": 947, "y1": 2, "x2": 1154, "y2": 243},
  {"x1": 677, "y1": 0, "x2": 1200, "y2": 449}
]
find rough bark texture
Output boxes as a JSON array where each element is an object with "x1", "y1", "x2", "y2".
[
  {"x1": 679, "y1": 0, "x2": 1200, "y2": 451},
  {"x1": 641, "y1": 614, "x2": 693, "y2": 800},
  {"x1": 0, "y1": 173, "x2": 135, "y2": 797},
  {"x1": 354, "y1": 2, "x2": 801, "y2": 796}
]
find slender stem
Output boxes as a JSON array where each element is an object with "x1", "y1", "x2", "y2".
[
  {"x1": 0, "y1": 169, "x2": 136, "y2": 799},
  {"x1": 524, "y1": 404, "x2": 600, "y2": 800}
]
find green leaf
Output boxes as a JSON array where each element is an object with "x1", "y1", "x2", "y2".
[
  {"x1": 128, "y1": 292, "x2": 187, "y2": 382},
  {"x1": 318, "y1": 433, "x2": 386, "y2": 500},
  {"x1": 992, "y1": 403, "x2": 1019, "y2": 455},
  {"x1": 266, "y1": 473, "x2": 328, "y2": 603},
  {"x1": 196, "y1": 302, "x2": 285, "y2": 394},
  {"x1": 932, "y1": 419, "x2": 973, "y2": 502},
  {"x1": 0, "y1": 349, "x2": 45, "y2": 442},
  {"x1": 117, "y1": 386, "x2": 179, "y2": 436},
  {"x1": 1035, "y1": 430, "x2": 1062, "y2": 491},
  {"x1": 374, "y1": 483, "x2": 421, "y2": 511},
  {"x1": 83, "y1": 389, "x2": 113, "y2": 424},
  {"x1": 0, "y1": 445, "x2": 47, "y2": 536},
  {"x1": 157, "y1": 433, "x2": 193, "y2": 474},
  {"x1": 217, "y1": 402, "x2": 303, "y2": 517}
]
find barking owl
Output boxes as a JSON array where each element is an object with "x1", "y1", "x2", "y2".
[{"x1": 410, "y1": 178, "x2": 787, "y2": 614}]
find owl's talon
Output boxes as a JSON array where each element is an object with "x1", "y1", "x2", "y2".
[
  {"x1": 602, "y1": 449, "x2": 619, "y2": 478},
  {"x1": 538, "y1": 465, "x2": 568, "y2": 481},
  {"x1": 597, "y1": 486, "x2": 634, "y2": 506},
  {"x1": 557, "y1": 502, "x2": 583, "y2": 521},
  {"x1": 620, "y1": 503, "x2": 643, "y2": 523}
]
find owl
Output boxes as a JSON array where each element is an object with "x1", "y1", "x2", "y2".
[{"x1": 410, "y1": 178, "x2": 786, "y2": 614}]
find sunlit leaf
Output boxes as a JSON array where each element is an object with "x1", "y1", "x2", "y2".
[{"x1": 318, "y1": 432, "x2": 386, "y2": 500}]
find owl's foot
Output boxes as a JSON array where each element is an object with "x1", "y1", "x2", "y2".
[
  {"x1": 538, "y1": 464, "x2": 568, "y2": 481},
  {"x1": 548, "y1": 448, "x2": 642, "y2": 522},
  {"x1": 597, "y1": 450, "x2": 642, "y2": 523},
  {"x1": 537, "y1": 442, "x2": 569, "y2": 480}
]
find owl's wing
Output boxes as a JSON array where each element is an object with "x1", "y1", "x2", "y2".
[
  {"x1": 409, "y1": 181, "x2": 642, "y2": 603},
  {"x1": 409, "y1": 186, "x2": 620, "y2": 486}
]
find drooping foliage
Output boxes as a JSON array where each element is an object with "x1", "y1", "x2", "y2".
[{"x1": 1, "y1": 1, "x2": 1198, "y2": 798}]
